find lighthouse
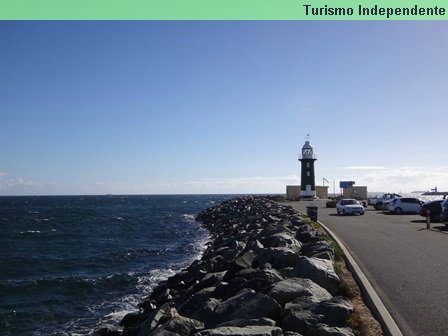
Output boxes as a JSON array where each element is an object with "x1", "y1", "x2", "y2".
[{"x1": 299, "y1": 135, "x2": 317, "y2": 199}]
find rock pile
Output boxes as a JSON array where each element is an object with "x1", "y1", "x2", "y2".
[{"x1": 98, "y1": 196, "x2": 354, "y2": 336}]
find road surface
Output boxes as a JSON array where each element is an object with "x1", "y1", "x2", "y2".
[{"x1": 287, "y1": 200, "x2": 448, "y2": 336}]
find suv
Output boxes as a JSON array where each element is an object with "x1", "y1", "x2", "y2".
[
  {"x1": 388, "y1": 197, "x2": 424, "y2": 214},
  {"x1": 418, "y1": 199, "x2": 443, "y2": 222},
  {"x1": 441, "y1": 198, "x2": 448, "y2": 223}
]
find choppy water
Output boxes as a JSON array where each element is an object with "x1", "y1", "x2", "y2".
[{"x1": 0, "y1": 194, "x2": 233, "y2": 336}]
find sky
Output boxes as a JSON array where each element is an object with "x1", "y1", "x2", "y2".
[{"x1": 1, "y1": 21, "x2": 447, "y2": 195}]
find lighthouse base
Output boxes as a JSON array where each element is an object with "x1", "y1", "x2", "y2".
[{"x1": 300, "y1": 190, "x2": 316, "y2": 199}]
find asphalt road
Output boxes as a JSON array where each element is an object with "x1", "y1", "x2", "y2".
[{"x1": 287, "y1": 200, "x2": 448, "y2": 336}]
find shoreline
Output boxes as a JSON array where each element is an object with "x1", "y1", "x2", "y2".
[{"x1": 96, "y1": 195, "x2": 356, "y2": 336}]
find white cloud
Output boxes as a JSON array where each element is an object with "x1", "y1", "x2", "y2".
[
  {"x1": 138, "y1": 175, "x2": 301, "y2": 194},
  {"x1": 0, "y1": 175, "x2": 40, "y2": 193},
  {"x1": 4, "y1": 167, "x2": 447, "y2": 196},
  {"x1": 335, "y1": 166, "x2": 448, "y2": 193},
  {"x1": 339, "y1": 166, "x2": 387, "y2": 170}
]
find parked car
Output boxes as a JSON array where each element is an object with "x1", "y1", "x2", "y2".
[
  {"x1": 441, "y1": 198, "x2": 448, "y2": 223},
  {"x1": 388, "y1": 197, "x2": 424, "y2": 214},
  {"x1": 336, "y1": 199, "x2": 365, "y2": 215},
  {"x1": 368, "y1": 193, "x2": 402, "y2": 210},
  {"x1": 418, "y1": 199, "x2": 443, "y2": 222}
]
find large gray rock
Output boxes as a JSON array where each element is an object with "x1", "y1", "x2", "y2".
[
  {"x1": 295, "y1": 225, "x2": 318, "y2": 243},
  {"x1": 151, "y1": 315, "x2": 205, "y2": 336},
  {"x1": 234, "y1": 252, "x2": 257, "y2": 269},
  {"x1": 253, "y1": 247, "x2": 301, "y2": 269},
  {"x1": 192, "y1": 271, "x2": 227, "y2": 293},
  {"x1": 236, "y1": 268, "x2": 284, "y2": 284},
  {"x1": 301, "y1": 241, "x2": 334, "y2": 260},
  {"x1": 212, "y1": 289, "x2": 281, "y2": 326},
  {"x1": 137, "y1": 303, "x2": 176, "y2": 336},
  {"x1": 151, "y1": 330, "x2": 180, "y2": 336},
  {"x1": 178, "y1": 287, "x2": 215, "y2": 315},
  {"x1": 191, "y1": 298, "x2": 221, "y2": 327},
  {"x1": 283, "y1": 332, "x2": 303, "y2": 336},
  {"x1": 215, "y1": 318, "x2": 276, "y2": 328},
  {"x1": 308, "y1": 324, "x2": 355, "y2": 336},
  {"x1": 259, "y1": 232, "x2": 302, "y2": 252},
  {"x1": 212, "y1": 277, "x2": 247, "y2": 300},
  {"x1": 194, "y1": 326, "x2": 283, "y2": 336},
  {"x1": 268, "y1": 278, "x2": 332, "y2": 306},
  {"x1": 282, "y1": 309, "x2": 321, "y2": 334},
  {"x1": 315, "y1": 297, "x2": 353, "y2": 326},
  {"x1": 289, "y1": 257, "x2": 340, "y2": 293}
]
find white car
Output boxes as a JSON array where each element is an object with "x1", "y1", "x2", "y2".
[
  {"x1": 388, "y1": 197, "x2": 424, "y2": 214},
  {"x1": 336, "y1": 199, "x2": 365, "y2": 216}
]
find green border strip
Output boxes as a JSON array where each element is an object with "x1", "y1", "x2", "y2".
[{"x1": 0, "y1": 0, "x2": 447, "y2": 20}]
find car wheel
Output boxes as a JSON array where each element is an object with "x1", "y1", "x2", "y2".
[
  {"x1": 337, "y1": 209, "x2": 341, "y2": 215},
  {"x1": 360, "y1": 211, "x2": 365, "y2": 215},
  {"x1": 395, "y1": 207, "x2": 403, "y2": 215},
  {"x1": 375, "y1": 203, "x2": 382, "y2": 210}
]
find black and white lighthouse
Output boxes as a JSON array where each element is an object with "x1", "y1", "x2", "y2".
[{"x1": 299, "y1": 136, "x2": 317, "y2": 198}]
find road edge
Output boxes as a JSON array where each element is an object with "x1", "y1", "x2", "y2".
[{"x1": 316, "y1": 219, "x2": 404, "y2": 336}]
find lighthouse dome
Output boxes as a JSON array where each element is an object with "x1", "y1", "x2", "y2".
[
  {"x1": 302, "y1": 140, "x2": 313, "y2": 150},
  {"x1": 301, "y1": 140, "x2": 315, "y2": 159}
]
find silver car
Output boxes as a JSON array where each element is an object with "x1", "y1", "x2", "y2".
[{"x1": 336, "y1": 199, "x2": 365, "y2": 216}]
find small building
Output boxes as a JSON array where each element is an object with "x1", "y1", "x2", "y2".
[
  {"x1": 286, "y1": 185, "x2": 301, "y2": 201},
  {"x1": 286, "y1": 185, "x2": 329, "y2": 200},
  {"x1": 343, "y1": 186, "x2": 368, "y2": 200}
]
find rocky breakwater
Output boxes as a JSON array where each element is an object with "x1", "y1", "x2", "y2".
[{"x1": 101, "y1": 196, "x2": 354, "y2": 336}]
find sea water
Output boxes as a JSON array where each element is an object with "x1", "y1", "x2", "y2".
[{"x1": 0, "y1": 194, "x2": 233, "y2": 336}]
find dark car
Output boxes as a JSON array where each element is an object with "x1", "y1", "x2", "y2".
[
  {"x1": 418, "y1": 199, "x2": 443, "y2": 222},
  {"x1": 441, "y1": 198, "x2": 448, "y2": 223}
]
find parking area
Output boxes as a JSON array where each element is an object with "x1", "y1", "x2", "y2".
[{"x1": 286, "y1": 200, "x2": 448, "y2": 336}]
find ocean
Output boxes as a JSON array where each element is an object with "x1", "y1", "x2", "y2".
[{"x1": 0, "y1": 194, "x2": 234, "y2": 336}]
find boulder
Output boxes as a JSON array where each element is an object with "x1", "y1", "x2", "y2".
[
  {"x1": 259, "y1": 232, "x2": 301, "y2": 252},
  {"x1": 120, "y1": 311, "x2": 143, "y2": 328},
  {"x1": 213, "y1": 277, "x2": 247, "y2": 300},
  {"x1": 178, "y1": 287, "x2": 216, "y2": 316},
  {"x1": 94, "y1": 327, "x2": 121, "y2": 336},
  {"x1": 282, "y1": 309, "x2": 321, "y2": 334},
  {"x1": 253, "y1": 247, "x2": 301, "y2": 269},
  {"x1": 192, "y1": 271, "x2": 227, "y2": 293},
  {"x1": 284, "y1": 332, "x2": 303, "y2": 336},
  {"x1": 194, "y1": 326, "x2": 283, "y2": 336},
  {"x1": 295, "y1": 225, "x2": 318, "y2": 243},
  {"x1": 152, "y1": 315, "x2": 205, "y2": 336},
  {"x1": 191, "y1": 298, "x2": 221, "y2": 327},
  {"x1": 241, "y1": 277, "x2": 273, "y2": 293},
  {"x1": 301, "y1": 241, "x2": 334, "y2": 260},
  {"x1": 235, "y1": 268, "x2": 284, "y2": 284},
  {"x1": 307, "y1": 324, "x2": 355, "y2": 336},
  {"x1": 289, "y1": 257, "x2": 340, "y2": 293},
  {"x1": 267, "y1": 278, "x2": 332, "y2": 306},
  {"x1": 137, "y1": 303, "x2": 176, "y2": 336},
  {"x1": 314, "y1": 297, "x2": 353, "y2": 326},
  {"x1": 215, "y1": 318, "x2": 277, "y2": 328},
  {"x1": 212, "y1": 289, "x2": 281, "y2": 326}
]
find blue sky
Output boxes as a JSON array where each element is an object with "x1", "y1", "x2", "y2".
[{"x1": 1, "y1": 21, "x2": 447, "y2": 195}]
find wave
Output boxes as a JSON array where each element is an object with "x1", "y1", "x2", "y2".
[{"x1": 182, "y1": 214, "x2": 196, "y2": 221}]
